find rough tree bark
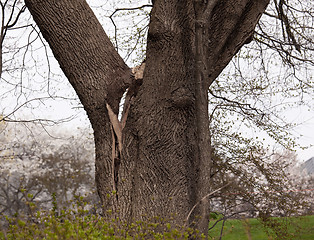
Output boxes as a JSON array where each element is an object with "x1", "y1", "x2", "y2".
[{"x1": 25, "y1": 0, "x2": 269, "y2": 236}]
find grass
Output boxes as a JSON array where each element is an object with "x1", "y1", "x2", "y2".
[{"x1": 208, "y1": 215, "x2": 314, "y2": 240}]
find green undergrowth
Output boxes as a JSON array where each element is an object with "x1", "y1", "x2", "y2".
[
  {"x1": 1, "y1": 195, "x2": 313, "y2": 239},
  {"x1": 0, "y1": 196, "x2": 204, "y2": 240},
  {"x1": 0, "y1": 215, "x2": 201, "y2": 240},
  {"x1": 208, "y1": 214, "x2": 314, "y2": 240}
]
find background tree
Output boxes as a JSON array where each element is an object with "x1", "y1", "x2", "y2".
[
  {"x1": 0, "y1": 122, "x2": 98, "y2": 225},
  {"x1": 0, "y1": 0, "x2": 83, "y2": 130},
  {"x1": 0, "y1": 0, "x2": 26, "y2": 79}
]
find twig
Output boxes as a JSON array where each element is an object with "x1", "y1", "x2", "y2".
[
  {"x1": 185, "y1": 183, "x2": 231, "y2": 225},
  {"x1": 109, "y1": 4, "x2": 152, "y2": 52}
]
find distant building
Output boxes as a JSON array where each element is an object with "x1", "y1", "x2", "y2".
[{"x1": 301, "y1": 157, "x2": 314, "y2": 176}]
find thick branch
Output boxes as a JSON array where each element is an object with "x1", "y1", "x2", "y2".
[
  {"x1": 205, "y1": 0, "x2": 270, "y2": 87},
  {"x1": 24, "y1": 0, "x2": 132, "y2": 115}
]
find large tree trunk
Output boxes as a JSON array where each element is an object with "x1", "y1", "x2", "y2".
[{"x1": 25, "y1": 0, "x2": 269, "y2": 236}]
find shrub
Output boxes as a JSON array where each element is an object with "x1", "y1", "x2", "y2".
[{"x1": 0, "y1": 196, "x2": 204, "y2": 240}]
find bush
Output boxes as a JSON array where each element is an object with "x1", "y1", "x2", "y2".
[{"x1": 0, "y1": 196, "x2": 204, "y2": 240}]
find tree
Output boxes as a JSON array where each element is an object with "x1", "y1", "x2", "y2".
[
  {"x1": 0, "y1": 0, "x2": 26, "y2": 79},
  {"x1": 16, "y1": 0, "x2": 313, "y2": 236},
  {"x1": 0, "y1": 122, "x2": 100, "y2": 227}
]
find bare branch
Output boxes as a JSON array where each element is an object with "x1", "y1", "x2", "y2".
[
  {"x1": 109, "y1": 4, "x2": 152, "y2": 53},
  {"x1": 185, "y1": 183, "x2": 231, "y2": 226}
]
